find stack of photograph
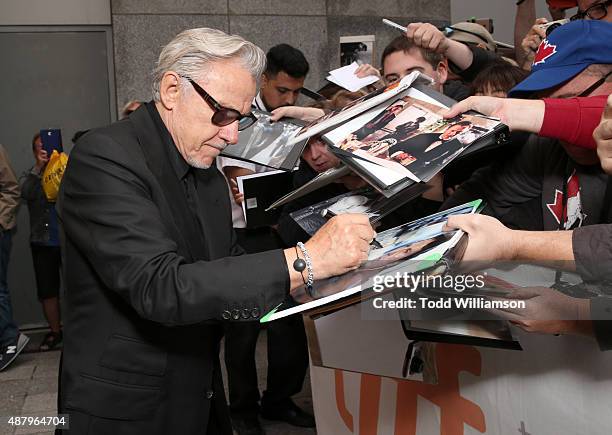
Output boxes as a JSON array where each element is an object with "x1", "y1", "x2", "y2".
[{"x1": 222, "y1": 71, "x2": 510, "y2": 326}]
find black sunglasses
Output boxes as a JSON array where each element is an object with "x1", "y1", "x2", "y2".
[
  {"x1": 186, "y1": 78, "x2": 257, "y2": 131},
  {"x1": 570, "y1": 0, "x2": 611, "y2": 21}
]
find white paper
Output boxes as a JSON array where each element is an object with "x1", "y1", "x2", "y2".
[{"x1": 327, "y1": 62, "x2": 380, "y2": 92}]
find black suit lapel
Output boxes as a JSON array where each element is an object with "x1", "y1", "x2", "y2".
[{"x1": 130, "y1": 104, "x2": 208, "y2": 261}]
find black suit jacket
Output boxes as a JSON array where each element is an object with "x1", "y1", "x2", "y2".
[
  {"x1": 56, "y1": 104, "x2": 289, "y2": 434},
  {"x1": 388, "y1": 132, "x2": 440, "y2": 162}
]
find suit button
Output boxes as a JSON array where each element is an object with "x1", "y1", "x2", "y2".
[
  {"x1": 251, "y1": 308, "x2": 260, "y2": 319},
  {"x1": 606, "y1": 307, "x2": 611, "y2": 313},
  {"x1": 232, "y1": 309, "x2": 240, "y2": 320},
  {"x1": 222, "y1": 310, "x2": 231, "y2": 320},
  {"x1": 241, "y1": 309, "x2": 251, "y2": 319},
  {"x1": 205, "y1": 390, "x2": 214, "y2": 399}
]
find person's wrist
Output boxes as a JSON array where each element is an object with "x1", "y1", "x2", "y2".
[
  {"x1": 440, "y1": 38, "x2": 451, "y2": 56},
  {"x1": 553, "y1": 298, "x2": 588, "y2": 336},
  {"x1": 576, "y1": 298, "x2": 591, "y2": 321},
  {"x1": 530, "y1": 100, "x2": 546, "y2": 133},
  {"x1": 504, "y1": 99, "x2": 544, "y2": 133},
  {"x1": 296, "y1": 242, "x2": 314, "y2": 288},
  {"x1": 285, "y1": 248, "x2": 310, "y2": 291},
  {"x1": 304, "y1": 239, "x2": 327, "y2": 280},
  {"x1": 442, "y1": 38, "x2": 459, "y2": 57},
  {"x1": 504, "y1": 229, "x2": 520, "y2": 261},
  {"x1": 562, "y1": 302, "x2": 593, "y2": 337}
]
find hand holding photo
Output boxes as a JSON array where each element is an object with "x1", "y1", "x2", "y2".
[
  {"x1": 325, "y1": 90, "x2": 501, "y2": 183},
  {"x1": 262, "y1": 200, "x2": 482, "y2": 322}
]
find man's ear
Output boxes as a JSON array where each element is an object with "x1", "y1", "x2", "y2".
[
  {"x1": 260, "y1": 73, "x2": 270, "y2": 90},
  {"x1": 435, "y1": 59, "x2": 449, "y2": 86},
  {"x1": 159, "y1": 71, "x2": 182, "y2": 110}
]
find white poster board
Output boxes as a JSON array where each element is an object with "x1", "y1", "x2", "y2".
[{"x1": 311, "y1": 331, "x2": 612, "y2": 435}]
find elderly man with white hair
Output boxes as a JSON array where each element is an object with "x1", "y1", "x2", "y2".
[{"x1": 56, "y1": 28, "x2": 374, "y2": 434}]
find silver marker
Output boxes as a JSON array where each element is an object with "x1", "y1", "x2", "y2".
[{"x1": 382, "y1": 18, "x2": 407, "y2": 33}]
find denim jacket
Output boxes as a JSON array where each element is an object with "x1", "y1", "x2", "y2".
[{"x1": 20, "y1": 167, "x2": 58, "y2": 246}]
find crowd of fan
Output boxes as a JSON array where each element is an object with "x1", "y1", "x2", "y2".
[{"x1": 211, "y1": 3, "x2": 612, "y2": 433}]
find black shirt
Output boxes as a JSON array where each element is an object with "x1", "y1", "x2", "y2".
[{"x1": 145, "y1": 102, "x2": 209, "y2": 254}]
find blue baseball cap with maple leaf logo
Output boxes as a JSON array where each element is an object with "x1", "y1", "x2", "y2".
[{"x1": 508, "y1": 20, "x2": 612, "y2": 97}]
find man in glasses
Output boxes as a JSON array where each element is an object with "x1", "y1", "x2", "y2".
[
  {"x1": 519, "y1": 0, "x2": 611, "y2": 70},
  {"x1": 442, "y1": 20, "x2": 612, "y2": 238},
  {"x1": 574, "y1": 0, "x2": 612, "y2": 21},
  {"x1": 216, "y1": 43, "x2": 312, "y2": 435},
  {"x1": 56, "y1": 28, "x2": 374, "y2": 435}
]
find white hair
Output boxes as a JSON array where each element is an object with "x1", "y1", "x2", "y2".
[{"x1": 152, "y1": 28, "x2": 266, "y2": 101}]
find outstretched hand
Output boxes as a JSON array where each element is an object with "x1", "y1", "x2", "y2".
[
  {"x1": 595, "y1": 95, "x2": 612, "y2": 174},
  {"x1": 486, "y1": 286, "x2": 592, "y2": 336},
  {"x1": 354, "y1": 63, "x2": 381, "y2": 79},
  {"x1": 444, "y1": 214, "x2": 516, "y2": 263},
  {"x1": 270, "y1": 106, "x2": 325, "y2": 122}
]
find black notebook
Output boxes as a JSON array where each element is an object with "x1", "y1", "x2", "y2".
[{"x1": 237, "y1": 170, "x2": 294, "y2": 228}]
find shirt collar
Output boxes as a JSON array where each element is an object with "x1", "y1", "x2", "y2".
[
  {"x1": 145, "y1": 101, "x2": 190, "y2": 181},
  {"x1": 253, "y1": 93, "x2": 269, "y2": 112}
]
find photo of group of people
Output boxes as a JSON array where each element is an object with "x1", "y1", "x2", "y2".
[
  {"x1": 333, "y1": 95, "x2": 499, "y2": 181},
  {"x1": 293, "y1": 88, "x2": 383, "y2": 140},
  {"x1": 288, "y1": 77, "x2": 413, "y2": 147}
]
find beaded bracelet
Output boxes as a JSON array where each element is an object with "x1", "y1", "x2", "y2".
[
  {"x1": 296, "y1": 242, "x2": 314, "y2": 296},
  {"x1": 293, "y1": 246, "x2": 308, "y2": 284}
]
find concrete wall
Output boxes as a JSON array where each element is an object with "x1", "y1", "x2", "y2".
[
  {"x1": 112, "y1": 0, "x2": 451, "y2": 108},
  {"x1": 0, "y1": 0, "x2": 111, "y2": 25},
  {"x1": 451, "y1": 0, "x2": 576, "y2": 46}
]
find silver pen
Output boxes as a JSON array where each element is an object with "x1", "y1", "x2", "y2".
[{"x1": 382, "y1": 18, "x2": 407, "y2": 33}]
